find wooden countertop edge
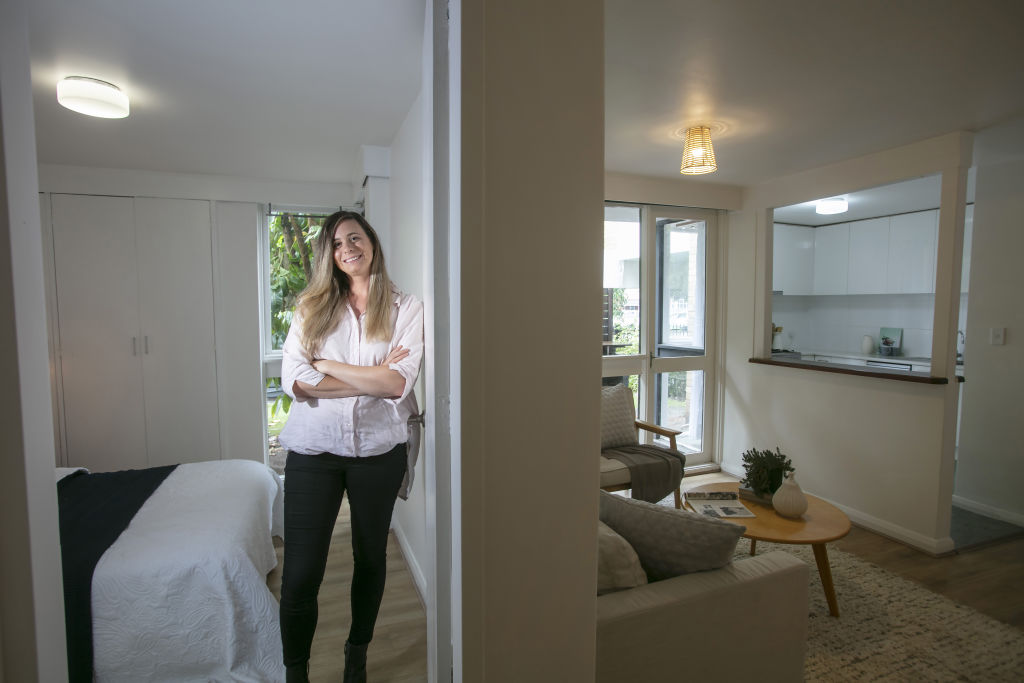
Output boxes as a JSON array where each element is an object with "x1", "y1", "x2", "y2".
[{"x1": 748, "y1": 357, "x2": 964, "y2": 384}]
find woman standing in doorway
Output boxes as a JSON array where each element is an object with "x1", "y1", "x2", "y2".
[{"x1": 278, "y1": 210, "x2": 423, "y2": 683}]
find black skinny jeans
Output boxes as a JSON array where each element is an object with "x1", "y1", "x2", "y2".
[{"x1": 280, "y1": 444, "x2": 407, "y2": 667}]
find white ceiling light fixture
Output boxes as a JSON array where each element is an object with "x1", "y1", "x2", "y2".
[
  {"x1": 679, "y1": 125, "x2": 717, "y2": 175},
  {"x1": 815, "y1": 197, "x2": 848, "y2": 215},
  {"x1": 57, "y1": 76, "x2": 130, "y2": 119}
]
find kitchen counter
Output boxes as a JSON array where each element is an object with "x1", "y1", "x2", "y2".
[
  {"x1": 795, "y1": 349, "x2": 932, "y2": 363},
  {"x1": 762, "y1": 348, "x2": 964, "y2": 382}
]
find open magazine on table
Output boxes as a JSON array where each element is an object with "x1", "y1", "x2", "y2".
[{"x1": 685, "y1": 490, "x2": 755, "y2": 519}]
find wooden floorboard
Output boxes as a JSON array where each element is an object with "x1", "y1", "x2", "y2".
[{"x1": 267, "y1": 499, "x2": 428, "y2": 683}]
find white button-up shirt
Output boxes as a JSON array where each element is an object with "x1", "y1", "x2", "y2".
[{"x1": 279, "y1": 289, "x2": 423, "y2": 458}]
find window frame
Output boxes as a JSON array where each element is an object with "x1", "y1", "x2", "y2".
[{"x1": 602, "y1": 202, "x2": 719, "y2": 466}]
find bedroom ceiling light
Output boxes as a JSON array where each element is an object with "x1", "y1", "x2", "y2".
[
  {"x1": 815, "y1": 197, "x2": 849, "y2": 215},
  {"x1": 679, "y1": 126, "x2": 717, "y2": 175},
  {"x1": 57, "y1": 76, "x2": 130, "y2": 119}
]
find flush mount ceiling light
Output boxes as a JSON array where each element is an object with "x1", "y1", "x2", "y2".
[
  {"x1": 679, "y1": 125, "x2": 717, "y2": 175},
  {"x1": 57, "y1": 76, "x2": 130, "y2": 118},
  {"x1": 815, "y1": 197, "x2": 849, "y2": 215}
]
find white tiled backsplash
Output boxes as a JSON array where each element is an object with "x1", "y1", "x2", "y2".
[{"x1": 772, "y1": 293, "x2": 969, "y2": 358}]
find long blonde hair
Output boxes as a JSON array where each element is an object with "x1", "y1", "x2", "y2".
[{"x1": 295, "y1": 211, "x2": 395, "y2": 358}]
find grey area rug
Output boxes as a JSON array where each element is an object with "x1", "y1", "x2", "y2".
[{"x1": 733, "y1": 539, "x2": 1024, "y2": 681}]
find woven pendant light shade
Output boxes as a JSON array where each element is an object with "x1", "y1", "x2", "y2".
[{"x1": 680, "y1": 126, "x2": 717, "y2": 175}]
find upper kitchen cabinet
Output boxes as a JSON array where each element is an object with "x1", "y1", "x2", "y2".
[
  {"x1": 847, "y1": 217, "x2": 890, "y2": 294},
  {"x1": 812, "y1": 223, "x2": 849, "y2": 295},
  {"x1": 772, "y1": 223, "x2": 814, "y2": 295},
  {"x1": 887, "y1": 210, "x2": 938, "y2": 294}
]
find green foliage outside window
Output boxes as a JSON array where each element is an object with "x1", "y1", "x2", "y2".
[{"x1": 266, "y1": 212, "x2": 327, "y2": 422}]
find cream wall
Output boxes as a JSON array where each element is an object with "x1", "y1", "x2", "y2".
[
  {"x1": 722, "y1": 133, "x2": 972, "y2": 554},
  {"x1": 458, "y1": 0, "x2": 603, "y2": 679},
  {"x1": 0, "y1": 1, "x2": 68, "y2": 678},
  {"x1": 605, "y1": 170, "x2": 743, "y2": 210},
  {"x1": 953, "y1": 116, "x2": 1024, "y2": 525}
]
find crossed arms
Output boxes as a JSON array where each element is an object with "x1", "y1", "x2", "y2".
[{"x1": 292, "y1": 345, "x2": 410, "y2": 401}]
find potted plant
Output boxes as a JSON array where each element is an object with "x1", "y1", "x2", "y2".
[{"x1": 740, "y1": 447, "x2": 794, "y2": 498}]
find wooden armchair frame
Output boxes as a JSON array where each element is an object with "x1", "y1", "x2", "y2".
[{"x1": 602, "y1": 420, "x2": 685, "y2": 508}]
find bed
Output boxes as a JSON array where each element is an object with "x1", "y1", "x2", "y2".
[{"x1": 57, "y1": 459, "x2": 286, "y2": 683}]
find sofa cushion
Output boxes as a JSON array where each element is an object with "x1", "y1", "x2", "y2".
[
  {"x1": 599, "y1": 490, "x2": 744, "y2": 581},
  {"x1": 599, "y1": 455, "x2": 631, "y2": 488},
  {"x1": 597, "y1": 521, "x2": 648, "y2": 595},
  {"x1": 601, "y1": 384, "x2": 638, "y2": 449}
]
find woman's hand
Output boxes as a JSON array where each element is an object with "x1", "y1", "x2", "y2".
[{"x1": 380, "y1": 345, "x2": 410, "y2": 367}]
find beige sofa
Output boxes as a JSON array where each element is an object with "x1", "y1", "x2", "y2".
[
  {"x1": 595, "y1": 490, "x2": 809, "y2": 682},
  {"x1": 596, "y1": 550, "x2": 809, "y2": 682}
]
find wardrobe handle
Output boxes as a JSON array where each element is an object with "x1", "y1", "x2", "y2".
[
  {"x1": 132, "y1": 336, "x2": 137, "y2": 356},
  {"x1": 144, "y1": 336, "x2": 149, "y2": 354}
]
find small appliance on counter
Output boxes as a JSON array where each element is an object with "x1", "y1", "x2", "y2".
[{"x1": 879, "y1": 327, "x2": 903, "y2": 356}]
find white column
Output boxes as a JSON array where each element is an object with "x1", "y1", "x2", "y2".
[
  {"x1": 457, "y1": 0, "x2": 604, "y2": 680},
  {"x1": 0, "y1": 0, "x2": 69, "y2": 679}
]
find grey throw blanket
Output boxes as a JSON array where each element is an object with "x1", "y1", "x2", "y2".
[{"x1": 603, "y1": 445, "x2": 686, "y2": 503}]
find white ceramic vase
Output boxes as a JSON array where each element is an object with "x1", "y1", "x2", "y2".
[
  {"x1": 861, "y1": 334, "x2": 875, "y2": 354},
  {"x1": 772, "y1": 471, "x2": 808, "y2": 518}
]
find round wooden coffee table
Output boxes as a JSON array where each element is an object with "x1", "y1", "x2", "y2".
[{"x1": 686, "y1": 482, "x2": 851, "y2": 617}]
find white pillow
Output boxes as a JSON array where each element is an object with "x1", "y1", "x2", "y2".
[
  {"x1": 597, "y1": 520, "x2": 648, "y2": 595},
  {"x1": 601, "y1": 384, "x2": 638, "y2": 449},
  {"x1": 599, "y1": 490, "x2": 744, "y2": 581}
]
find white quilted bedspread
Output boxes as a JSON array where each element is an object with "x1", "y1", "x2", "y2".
[{"x1": 90, "y1": 459, "x2": 286, "y2": 682}]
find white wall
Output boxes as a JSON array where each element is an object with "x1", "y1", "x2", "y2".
[
  {"x1": 213, "y1": 201, "x2": 266, "y2": 462},
  {"x1": 954, "y1": 116, "x2": 1024, "y2": 525},
  {"x1": 0, "y1": 1, "x2": 68, "y2": 678},
  {"x1": 388, "y1": 84, "x2": 432, "y2": 601},
  {"x1": 771, "y1": 293, "x2": 968, "y2": 359},
  {"x1": 605, "y1": 171, "x2": 743, "y2": 210},
  {"x1": 724, "y1": 133, "x2": 972, "y2": 554}
]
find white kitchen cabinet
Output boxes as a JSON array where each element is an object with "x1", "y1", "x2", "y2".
[
  {"x1": 846, "y1": 217, "x2": 890, "y2": 294},
  {"x1": 50, "y1": 194, "x2": 220, "y2": 471},
  {"x1": 887, "y1": 210, "x2": 937, "y2": 293},
  {"x1": 772, "y1": 223, "x2": 814, "y2": 295},
  {"x1": 812, "y1": 223, "x2": 849, "y2": 295}
]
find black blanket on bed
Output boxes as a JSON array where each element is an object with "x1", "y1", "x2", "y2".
[{"x1": 57, "y1": 465, "x2": 177, "y2": 683}]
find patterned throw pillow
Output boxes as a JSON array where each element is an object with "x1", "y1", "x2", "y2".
[
  {"x1": 598, "y1": 490, "x2": 744, "y2": 581},
  {"x1": 600, "y1": 384, "x2": 638, "y2": 449},
  {"x1": 597, "y1": 520, "x2": 648, "y2": 595}
]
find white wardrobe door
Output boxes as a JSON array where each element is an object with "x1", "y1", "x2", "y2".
[
  {"x1": 51, "y1": 194, "x2": 147, "y2": 471},
  {"x1": 135, "y1": 197, "x2": 221, "y2": 465}
]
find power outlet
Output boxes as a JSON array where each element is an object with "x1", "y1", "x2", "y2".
[{"x1": 989, "y1": 327, "x2": 1006, "y2": 345}]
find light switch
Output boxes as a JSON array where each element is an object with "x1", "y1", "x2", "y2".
[{"x1": 989, "y1": 327, "x2": 1006, "y2": 345}]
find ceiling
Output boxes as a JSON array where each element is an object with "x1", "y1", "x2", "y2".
[
  {"x1": 28, "y1": 1, "x2": 1024, "y2": 196},
  {"x1": 605, "y1": 0, "x2": 1024, "y2": 187},
  {"x1": 29, "y1": 0, "x2": 424, "y2": 186}
]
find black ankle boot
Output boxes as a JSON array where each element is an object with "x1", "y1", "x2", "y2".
[
  {"x1": 343, "y1": 640, "x2": 368, "y2": 683},
  {"x1": 286, "y1": 661, "x2": 309, "y2": 683}
]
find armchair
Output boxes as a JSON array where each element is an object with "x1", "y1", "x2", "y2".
[{"x1": 599, "y1": 384, "x2": 686, "y2": 508}]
